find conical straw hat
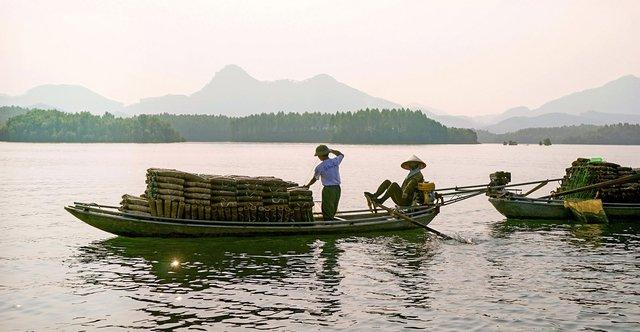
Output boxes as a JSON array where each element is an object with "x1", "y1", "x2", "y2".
[{"x1": 401, "y1": 155, "x2": 426, "y2": 170}]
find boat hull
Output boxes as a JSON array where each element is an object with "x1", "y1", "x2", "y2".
[
  {"x1": 489, "y1": 197, "x2": 640, "y2": 222},
  {"x1": 65, "y1": 204, "x2": 439, "y2": 238}
]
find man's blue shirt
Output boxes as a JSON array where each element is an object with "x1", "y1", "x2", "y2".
[{"x1": 314, "y1": 154, "x2": 343, "y2": 186}]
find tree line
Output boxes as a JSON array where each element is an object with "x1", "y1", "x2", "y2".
[
  {"x1": 0, "y1": 109, "x2": 184, "y2": 142},
  {"x1": 0, "y1": 107, "x2": 478, "y2": 144},
  {"x1": 476, "y1": 123, "x2": 640, "y2": 145},
  {"x1": 157, "y1": 109, "x2": 478, "y2": 144},
  {"x1": 0, "y1": 106, "x2": 31, "y2": 124}
]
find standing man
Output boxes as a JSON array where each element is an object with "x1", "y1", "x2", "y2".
[{"x1": 304, "y1": 144, "x2": 344, "y2": 221}]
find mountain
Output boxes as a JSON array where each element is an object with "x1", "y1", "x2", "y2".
[
  {"x1": 478, "y1": 75, "x2": 640, "y2": 133},
  {"x1": 534, "y1": 75, "x2": 640, "y2": 115},
  {"x1": 0, "y1": 84, "x2": 123, "y2": 115},
  {"x1": 483, "y1": 111, "x2": 640, "y2": 134},
  {"x1": 126, "y1": 65, "x2": 401, "y2": 115},
  {"x1": 403, "y1": 104, "x2": 539, "y2": 130},
  {"x1": 475, "y1": 106, "x2": 530, "y2": 125}
]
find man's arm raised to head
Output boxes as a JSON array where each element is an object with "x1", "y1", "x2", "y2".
[{"x1": 330, "y1": 149, "x2": 344, "y2": 166}]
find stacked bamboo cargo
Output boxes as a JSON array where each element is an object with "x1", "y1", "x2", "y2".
[
  {"x1": 256, "y1": 176, "x2": 293, "y2": 222},
  {"x1": 120, "y1": 194, "x2": 151, "y2": 215},
  {"x1": 184, "y1": 174, "x2": 212, "y2": 220},
  {"x1": 208, "y1": 175, "x2": 239, "y2": 221},
  {"x1": 557, "y1": 158, "x2": 640, "y2": 203},
  {"x1": 288, "y1": 187, "x2": 315, "y2": 222},
  {"x1": 119, "y1": 168, "x2": 316, "y2": 222},
  {"x1": 145, "y1": 168, "x2": 186, "y2": 218}
]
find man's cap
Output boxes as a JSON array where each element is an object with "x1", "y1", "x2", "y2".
[
  {"x1": 314, "y1": 144, "x2": 330, "y2": 156},
  {"x1": 401, "y1": 155, "x2": 427, "y2": 170}
]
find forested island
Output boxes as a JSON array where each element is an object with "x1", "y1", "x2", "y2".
[
  {"x1": 0, "y1": 108, "x2": 184, "y2": 143},
  {"x1": 0, "y1": 106, "x2": 31, "y2": 124},
  {"x1": 477, "y1": 123, "x2": 640, "y2": 145},
  {"x1": 0, "y1": 107, "x2": 478, "y2": 144},
  {"x1": 157, "y1": 109, "x2": 477, "y2": 144}
]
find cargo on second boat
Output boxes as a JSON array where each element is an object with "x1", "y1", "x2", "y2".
[{"x1": 486, "y1": 158, "x2": 640, "y2": 222}]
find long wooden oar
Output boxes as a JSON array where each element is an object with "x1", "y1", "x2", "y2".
[
  {"x1": 539, "y1": 173, "x2": 640, "y2": 199},
  {"x1": 368, "y1": 200, "x2": 455, "y2": 240}
]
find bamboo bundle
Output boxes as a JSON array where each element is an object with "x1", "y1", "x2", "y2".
[
  {"x1": 145, "y1": 168, "x2": 187, "y2": 217},
  {"x1": 206, "y1": 176, "x2": 237, "y2": 221},
  {"x1": 120, "y1": 194, "x2": 151, "y2": 215},
  {"x1": 557, "y1": 158, "x2": 640, "y2": 202},
  {"x1": 287, "y1": 187, "x2": 314, "y2": 221},
  {"x1": 259, "y1": 176, "x2": 290, "y2": 207},
  {"x1": 232, "y1": 176, "x2": 262, "y2": 221}
]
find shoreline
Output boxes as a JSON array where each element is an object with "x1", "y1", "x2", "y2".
[{"x1": 1, "y1": 141, "x2": 638, "y2": 146}]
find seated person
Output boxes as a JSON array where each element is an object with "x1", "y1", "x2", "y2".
[{"x1": 365, "y1": 155, "x2": 426, "y2": 206}]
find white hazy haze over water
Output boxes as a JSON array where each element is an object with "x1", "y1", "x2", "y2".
[{"x1": 1, "y1": 0, "x2": 639, "y2": 115}]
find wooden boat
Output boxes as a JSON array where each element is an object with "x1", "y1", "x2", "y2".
[
  {"x1": 65, "y1": 202, "x2": 439, "y2": 237},
  {"x1": 489, "y1": 196, "x2": 640, "y2": 222}
]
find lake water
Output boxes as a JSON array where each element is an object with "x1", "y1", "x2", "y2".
[{"x1": 1, "y1": 142, "x2": 639, "y2": 331}]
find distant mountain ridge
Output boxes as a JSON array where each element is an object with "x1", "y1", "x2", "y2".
[
  {"x1": 0, "y1": 84, "x2": 123, "y2": 114},
  {"x1": 422, "y1": 75, "x2": 640, "y2": 132},
  {"x1": 533, "y1": 75, "x2": 640, "y2": 115},
  {"x1": 125, "y1": 65, "x2": 401, "y2": 115},
  {"x1": 0, "y1": 65, "x2": 402, "y2": 116},
  {"x1": 1, "y1": 68, "x2": 638, "y2": 133}
]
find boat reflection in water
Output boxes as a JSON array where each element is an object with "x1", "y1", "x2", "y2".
[
  {"x1": 489, "y1": 219, "x2": 640, "y2": 248},
  {"x1": 70, "y1": 231, "x2": 439, "y2": 329}
]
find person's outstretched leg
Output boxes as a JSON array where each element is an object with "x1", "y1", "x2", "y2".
[
  {"x1": 378, "y1": 182, "x2": 402, "y2": 204},
  {"x1": 365, "y1": 180, "x2": 391, "y2": 199}
]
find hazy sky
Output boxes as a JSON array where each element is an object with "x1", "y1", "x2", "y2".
[{"x1": 1, "y1": 0, "x2": 639, "y2": 115}]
